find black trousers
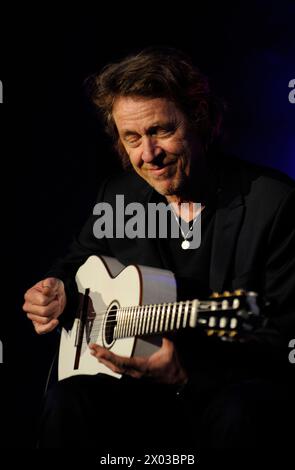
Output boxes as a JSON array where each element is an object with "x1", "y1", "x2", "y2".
[{"x1": 38, "y1": 373, "x2": 294, "y2": 450}]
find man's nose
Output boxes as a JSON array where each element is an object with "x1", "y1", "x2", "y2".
[{"x1": 141, "y1": 136, "x2": 162, "y2": 163}]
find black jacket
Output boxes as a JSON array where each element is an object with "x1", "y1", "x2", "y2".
[{"x1": 48, "y1": 155, "x2": 295, "y2": 393}]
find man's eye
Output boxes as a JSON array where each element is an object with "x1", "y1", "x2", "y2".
[
  {"x1": 125, "y1": 134, "x2": 139, "y2": 142},
  {"x1": 125, "y1": 137, "x2": 141, "y2": 147},
  {"x1": 156, "y1": 127, "x2": 175, "y2": 136}
]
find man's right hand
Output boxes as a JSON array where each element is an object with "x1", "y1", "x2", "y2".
[{"x1": 23, "y1": 278, "x2": 66, "y2": 334}]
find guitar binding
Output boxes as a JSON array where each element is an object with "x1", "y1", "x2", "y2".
[{"x1": 102, "y1": 300, "x2": 119, "y2": 349}]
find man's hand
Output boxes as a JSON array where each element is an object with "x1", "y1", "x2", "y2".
[
  {"x1": 89, "y1": 337, "x2": 188, "y2": 385},
  {"x1": 23, "y1": 277, "x2": 66, "y2": 334}
]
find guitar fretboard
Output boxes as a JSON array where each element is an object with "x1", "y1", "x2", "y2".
[
  {"x1": 113, "y1": 300, "x2": 199, "y2": 339},
  {"x1": 110, "y1": 298, "x2": 240, "y2": 339}
]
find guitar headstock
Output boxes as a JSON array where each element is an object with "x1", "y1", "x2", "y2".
[{"x1": 196, "y1": 290, "x2": 265, "y2": 340}]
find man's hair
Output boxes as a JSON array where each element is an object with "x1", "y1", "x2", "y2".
[{"x1": 87, "y1": 47, "x2": 225, "y2": 168}]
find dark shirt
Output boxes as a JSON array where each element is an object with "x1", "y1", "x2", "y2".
[{"x1": 161, "y1": 203, "x2": 216, "y2": 300}]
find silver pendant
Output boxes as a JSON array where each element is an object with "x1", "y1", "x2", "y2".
[{"x1": 181, "y1": 240, "x2": 190, "y2": 250}]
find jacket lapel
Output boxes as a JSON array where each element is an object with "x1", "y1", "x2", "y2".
[{"x1": 209, "y1": 166, "x2": 245, "y2": 293}]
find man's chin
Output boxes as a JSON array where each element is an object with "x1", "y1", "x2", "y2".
[{"x1": 151, "y1": 178, "x2": 181, "y2": 196}]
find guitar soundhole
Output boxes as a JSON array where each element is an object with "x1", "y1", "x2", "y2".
[{"x1": 102, "y1": 301, "x2": 119, "y2": 348}]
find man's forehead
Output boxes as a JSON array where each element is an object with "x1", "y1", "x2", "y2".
[
  {"x1": 113, "y1": 96, "x2": 177, "y2": 114},
  {"x1": 112, "y1": 96, "x2": 179, "y2": 129}
]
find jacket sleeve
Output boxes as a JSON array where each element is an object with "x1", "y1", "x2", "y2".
[
  {"x1": 264, "y1": 188, "x2": 295, "y2": 340},
  {"x1": 45, "y1": 177, "x2": 113, "y2": 324}
]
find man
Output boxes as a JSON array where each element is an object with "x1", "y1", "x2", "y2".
[{"x1": 23, "y1": 47, "x2": 295, "y2": 450}]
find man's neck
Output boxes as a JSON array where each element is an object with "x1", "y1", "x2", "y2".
[
  {"x1": 167, "y1": 199, "x2": 204, "y2": 223},
  {"x1": 164, "y1": 155, "x2": 217, "y2": 221}
]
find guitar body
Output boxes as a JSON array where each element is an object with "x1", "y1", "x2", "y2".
[
  {"x1": 59, "y1": 256, "x2": 263, "y2": 381},
  {"x1": 58, "y1": 255, "x2": 176, "y2": 380}
]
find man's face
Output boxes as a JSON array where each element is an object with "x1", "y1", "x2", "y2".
[{"x1": 112, "y1": 96, "x2": 203, "y2": 197}]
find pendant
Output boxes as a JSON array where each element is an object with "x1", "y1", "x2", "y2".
[{"x1": 181, "y1": 240, "x2": 190, "y2": 250}]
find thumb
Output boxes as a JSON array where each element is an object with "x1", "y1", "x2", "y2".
[{"x1": 41, "y1": 277, "x2": 62, "y2": 295}]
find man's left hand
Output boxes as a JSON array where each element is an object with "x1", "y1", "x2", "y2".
[{"x1": 89, "y1": 338, "x2": 188, "y2": 385}]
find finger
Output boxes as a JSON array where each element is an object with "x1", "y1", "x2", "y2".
[
  {"x1": 89, "y1": 344, "x2": 123, "y2": 364},
  {"x1": 33, "y1": 318, "x2": 59, "y2": 335},
  {"x1": 89, "y1": 344, "x2": 148, "y2": 373},
  {"x1": 89, "y1": 344, "x2": 127, "y2": 373},
  {"x1": 161, "y1": 337, "x2": 173, "y2": 349},
  {"x1": 94, "y1": 356, "x2": 124, "y2": 374},
  {"x1": 96, "y1": 356, "x2": 145, "y2": 379},
  {"x1": 24, "y1": 289, "x2": 56, "y2": 307},
  {"x1": 27, "y1": 313, "x2": 53, "y2": 325},
  {"x1": 23, "y1": 299, "x2": 60, "y2": 317}
]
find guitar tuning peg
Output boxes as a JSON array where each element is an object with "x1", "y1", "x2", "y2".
[
  {"x1": 222, "y1": 291, "x2": 231, "y2": 297},
  {"x1": 210, "y1": 292, "x2": 220, "y2": 298},
  {"x1": 217, "y1": 330, "x2": 226, "y2": 337},
  {"x1": 229, "y1": 331, "x2": 238, "y2": 337},
  {"x1": 206, "y1": 329, "x2": 215, "y2": 336},
  {"x1": 234, "y1": 289, "x2": 245, "y2": 295}
]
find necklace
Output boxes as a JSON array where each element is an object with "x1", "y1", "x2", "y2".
[{"x1": 170, "y1": 204, "x2": 204, "y2": 250}]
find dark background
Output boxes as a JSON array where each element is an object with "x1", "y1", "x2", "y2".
[{"x1": 0, "y1": 1, "x2": 294, "y2": 448}]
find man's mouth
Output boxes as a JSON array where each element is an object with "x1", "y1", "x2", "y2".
[{"x1": 145, "y1": 161, "x2": 176, "y2": 175}]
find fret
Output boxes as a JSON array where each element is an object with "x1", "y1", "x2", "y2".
[
  {"x1": 159, "y1": 303, "x2": 167, "y2": 332},
  {"x1": 154, "y1": 304, "x2": 162, "y2": 332},
  {"x1": 139, "y1": 306, "x2": 144, "y2": 335},
  {"x1": 136, "y1": 306, "x2": 142, "y2": 336},
  {"x1": 122, "y1": 307, "x2": 128, "y2": 337},
  {"x1": 122, "y1": 306, "x2": 128, "y2": 337},
  {"x1": 113, "y1": 313, "x2": 118, "y2": 339},
  {"x1": 114, "y1": 309, "x2": 120, "y2": 339},
  {"x1": 124, "y1": 307, "x2": 129, "y2": 337},
  {"x1": 138, "y1": 305, "x2": 144, "y2": 335},
  {"x1": 145, "y1": 305, "x2": 152, "y2": 335},
  {"x1": 134, "y1": 306, "x2": 139, "y2": 335},
  {"x1": 176, "y1": 301, "x2": 183, "y2": 329},
  {"x1": 129, "y1": 306, "x2": 135, "y2": 336},
  {"x1": 120, "y1": 307, "x2": 126, "y2": 337},
  {"x1": 118, "y1": 307, "x2": 124, "y2": 338},
  {"x1": 183, "y1": 301, "x2": 190, "y2": 328},
  {"x1": 133, "y1": 306, "x2": 139, "y2": 336},
  {"x1": 171, "y1": 302, "x2": 177, "y2": 330},
  {"x1": 165, "y1": 303, "x2": 172, "y2": 331},
  {"x1": 114, "y1": 308, "x2": 119, "y2": 338},
  {"x1": 189, "y1": 299, "x2": 199, "y2": 327},
  {"x1": 125, "y1": 306, "x2": 132, "y2": 337},
  {"x1": 141, "y1": 305, "x2": 149, "y2": 335},
  {"x1": 130, "y1": 306, "x2": 137, "y2": 336},
  {"x1": 150, "y1": 304, "x2": 157, "y2": 334}
]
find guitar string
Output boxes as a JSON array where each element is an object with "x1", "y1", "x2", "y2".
[
  {"x1": 75, "y1": 299, "x2": 226, "y2": 320},
  {"x1": 76, "y1": 301, "x2": 236, "y2": 345},
  {"x1": 76, "y1": 299, "x2": 221, "y2": 332},
  {"x1": 75, "y1": 300, "x2": 231, "y2": 333},
  {"x1": 77, "y1": 301, "x2": 197, "y2": 339}
]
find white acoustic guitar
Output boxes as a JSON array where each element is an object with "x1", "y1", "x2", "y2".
[{"x1": 58, "y1": 255, "x2": 263, "y2": 381}]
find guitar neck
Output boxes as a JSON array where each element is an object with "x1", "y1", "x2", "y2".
[
  {"x1": 111, "y1": 295, "x2": 243, "y2": 339},
  {"x1": 113, "y1": 300, "x2": 199, "y2": 339},
  {"x1": 114, "y1": 300, "x2": 199, "y2": 339}
]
